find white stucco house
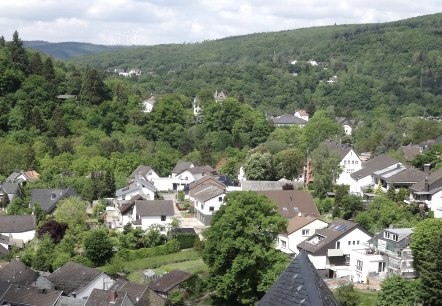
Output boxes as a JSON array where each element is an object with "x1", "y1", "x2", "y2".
[
  {"x1": 409, "y1": 167, "x2": 442, "y2": 218},
  {"x1": 193, "y1": 185, "x2": 226, "y2": 226},
  {"x1": 297, "y1": 219, "x2": 372, "y2": 278},
  {"x1": 324, "y1": 140, "x2": 362, "y2": 187},
  {"x1": 0, "y1": 215, "x2": 36, "y2": 246},
  {"x1": 142, "y1": 96, "x2": 155, "y2": 113},
  {"x1": 129, "y1": 165, "x2": 160, "y2": 182},
  {"x1": 132, "y1": 200, "x2": 175, "y2": 231},
  {"x1": 116, "y1": 178, "x2": 156, "y2": 201},
  {"x1": 294, "y1": 109, "x2": 309, "y2": 122},
  {"x1": 276, "y1": 215, "x2": 328, "y2": 255}
]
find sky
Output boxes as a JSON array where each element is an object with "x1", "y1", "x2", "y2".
[{"x1": 0, "y1": 0, "x2": 441, "y2": 46}]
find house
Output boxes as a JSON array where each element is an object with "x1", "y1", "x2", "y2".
[
  {"x1": 48, "y1": 262, "x2": 114, "y2": 299},
  {"x1": 0, "y1": 283, "x2": 63, "y2": 306},
  {"x1": 193, "y1": 97, "x2": 202, "y2": 117},
  {"x1": 372, "y1": 165, "x2": 426, "y2": 192},
  {"x1": 0, "y1": 182, "x2": 19, "y2": 202},
  {"x1": 174, "y1": 165, "x2": 217, "y2": 183},
  {"x1": 258, "y1": 251, "x2": 341, "y2": 306},
  {"x1": 148, "y1": 269, "x2": 192, "y2": 300},
  {"x1": 142, "y1": 95, "x2": 155, "y2": 113},
  {"x1": 0, "y1": 215, "x2": 36, "y2": 245},
  {"x1": 213, "y1": 90, "x2": 227, "y2": 102},
  {"x1": 409, "y1": 167, "x2": 442, "y2": 218},
  {"x1": 84, "y1": 288, "x2": 133, "y2": 306},
  {"x1": 271, "y1": 114, "x2": 307, "y2": 127},
  {"x1": 171, "y1": 162, "x2": 194, "y2": 178},
  {"x1": 188, "y1": 175, "x2": 227, "y2": 199},
  {"x1": 400, "y1": 144, "x2": 423, "y2": 162},
  {"x1": 276, "y1": 215, "x2": 328, "y2": 255},
  {"x1": 335, "y1": 117, "x2": 354, "y2": 136},
  {"x1": 57, "y1": 94, "x2": 77, "y2": 102},
  {"x1": 350, "y1": 227, "x2": 415, "y2": 283},
  {"x1": 349, "y1": 154, "x2": 401, "y2": 195},
  {"x1": 129, "y1": 165, "x2": 159, "y2": 182},
  {"x1": 110, "y1": 194, "x2": 147, "y2": 229},
  {"x1": 297, "y1": 219, "x2": 372, "y2": 278},
  {"x1": 109, "y1": 279, "x2": 166, "y2": 306},
  {"x1": 327, "y1": 75, "x2": 338, "y2": 84},
  {"x1": 324, "y1": 140, "x2": 362, "y2": 186},
  {"x1": 294, "y1": 109, "x2": 309, "y2": 121},
  {"x1": 256, "y1": 190, "x2": 320, "y2": 218},
  {"x1": 116, "y1": 178, "x2": 156, "y2": 201},
  {"x1": 6, "y1": 170, "x2": 40, "y2": 184},
  {"x1": 132, "y1": 200, "x2": 175, "y2": 231},
  {"x1": 307, "y1": 60, "x2": 319, "y2": 66},
  {"x1": 0, "y1": 259, "x2": 39, "y2": 286},
  {"x1": 193, "y1": 185, "x2": 226, "y2": 226},
  {"x1": 30, "y1": 187, "x2": 79, "y2": 214},
  {"x1": 241, "y1": 180, "x2": 301, "y2": 191}
]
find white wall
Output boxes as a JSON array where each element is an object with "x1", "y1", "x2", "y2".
[
  {"x1": 277, "y1": 219, "x2": 328, "y2": 254},
  {"x1": 350, "y1": 249, "x2": 386, "y2": 283},
  {"x1": 336, "y1": 150, "x2": 362, "y2": 186},
  {"x1": 0, "y1": 230, "x2": 35, "y2": 244},
  {"x1": 152, "y1": 177, "x2": 187, "y2": 191},
  {"x1": 308, "y1": 254, "x2": 327, "y2": 269},
  {"x1": 335, "y1": 228, "x2": 372, "y2": 255},
  {"x1": 76, "y1": 273, "x2": 114, "y2": 299},
  {"x1": 349, "y1": 175, "x2": 372, "y2": 195},
  {"x1": 195, "y1": 195, "x2": 225, "y2": 215},
  {"x1": 430, "y1": 189, "x2": 442, "y2": 218},
  {"x1": 117, "y1": 187, "x2": 154, "y2": 201},
  {"x1": 140, "y1": 215, "x2": 173, "y2": 231}
]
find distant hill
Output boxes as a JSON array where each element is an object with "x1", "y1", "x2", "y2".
[{"x1": 24, "y1": 41, "x2": 127, "y2": 60}]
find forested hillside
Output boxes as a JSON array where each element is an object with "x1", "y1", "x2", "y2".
[{"x1": 71, "y1": 13, "x2": 442, "y2": 116}]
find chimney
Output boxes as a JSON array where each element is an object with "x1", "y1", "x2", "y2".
[
  {"x1": 424, "y1": 164, "x2": 430, "y2": 174},
  {"x1": 424, "y1": 177, "x2": 429, "y2": 192},
  {"x1": 110, "y1": 290, "x2": 117, "y2": 303}
]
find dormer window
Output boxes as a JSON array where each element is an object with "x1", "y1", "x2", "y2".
[{"x1": 50, "y1": 193, "x2": 56, "y2": 200}]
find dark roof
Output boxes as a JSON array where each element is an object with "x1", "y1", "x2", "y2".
[
  {"x1": 350, "y1": 154, "x2": 400, "y2": 180},
  {"x1": 116, "y1": 178, "x2": 157, "y2": 197},
  {"x1": 84, "y1": 288, "x2": 130, "y2": 306},
  {"x1": 47, "y1": 262, "x2": 102, "y2": 295},
  {"x1": 0, "y1": 259, "x2": 38, "y2": 285},
  {"x1": 135, "y1": 200, "x2": 174, "y2": 217},
  {"x1": 0, "y1": 283, "x2": 63, "y2": 306},
  {"x1": 172, "y1": 162, "x2": 193, "y2": 174},
  {"x1": 0, "y1": 215, "x2": 36, "y2": 233},
  {"x1": 30, "y1": 187, "x2": 79, "y2": 213},
  {"x1": 382, "y1": 167, "x2": 426, "y2": 184},
  {"x1": 297, "y1": 219, "x2": 365, "y2": 255},
  {"x1": 0, "y1": 182, "x2": 19, "y2": 195},
  {"x1": 148, "y1": 270, "x2": 192, "y2": 294},
  {"x1": 0, "y1": 244, "x2": 8, "y2": 255},
  {"x1": 129, "y1": 165, "x2": 154, "y2": 179},
  {"x1": 410, "y1": 167, "x2": 442, "y2": 193},
  {"x1": 109, "y1": 279, "x2": 150, "y2": 304},
  {"x1": 55, "y1": 296, "x2": 86, "y2": 306},
  {"x1": 258, "y1": 251, "x2": 341, "y2": 306},
  {"x1": 335, "y1": 117, "x2": 352, "y2": 126},
  {"x1": 256, "y1": 190, "x2": 320, "y2": 218},
  {"x1": 400, "y1": 145, "x2": 423, "y2": 161},
  {"x1": 324, "y1": 140, "x2": 353, "y2": 159},
  {"x1": 119, "y1": 194, "x2": 147, "y2": 215},
  {"x1": 194, "y1": 185, "x2": 225, "y2": 202},
  {"x1": 0, "y1": 282, "x2": 11, "y2": 302},
  {"x1": 188, "y1": 165, "x2": 216, "y2": 175},
  {"x1": 286, "y1": 216, "x2": 323, "y2": 235},
  {"x1": 241, "y1": 180, "x2": 302, "y2": 191},
  {"x1": 272, "y1": 114, "x2": 307, "y2": 125}
]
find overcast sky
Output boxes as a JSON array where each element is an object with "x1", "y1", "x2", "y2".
[{"x1": 1, "y1": 0, "x2": 441, "y2": 46}]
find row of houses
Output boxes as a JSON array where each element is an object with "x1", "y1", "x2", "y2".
[{"x1": 0, "y1": 259, "x2": 191, "y2": 305}]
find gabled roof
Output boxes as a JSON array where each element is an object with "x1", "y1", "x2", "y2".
[
  {"x1": 381, "y1": 167, "x2": 426, "y2": 184},
  {"x1": 31, "y1": 187, "x2": 79, "y2": 213},
  {"x1": 135, "y1": 200, "x2": 174, "y2": 217},
  {"x1": 295, "y1": 109, "x2": 309, "y2": 117},
  {"x1": 335, "y1": 117, "x2": 352, "y2": 126},
  {"x1": 258, "y1": 252, "x2": 341, "y2": 306},
  {"x1": 0, "y1": 182, "x2": 19, "y2": 195},
  {"x1": 272, "y1": 114, "x2": 307, "y2": 125},
  {"x1": 84, "y1": 288, "x2": 130, "y2": 306},
  {"x1": 0, "y1": 215, "x2": 36, "y2": 233},
  {"x1": 0, "y1": 282, "x2": 11, "y2": 302},
  {"x1": 188, "y1": 176, "x2": 225, "y2": 190},
  {"x1": 241, "y1": 180, "x2": 301, "y2": 191},
  {"x1": 194, "y1": 185, "x2": 225, "y2": 203},
  {"x1": 324, "y1": 140, "x2": 353, "y2": 159},
  {"x1": 149, "y1": 270, "x2": 192, "y2": 294},
  {"x1": 383, "y1": 228, "x2": 413, "y2": 242},
  {"x1": 55, "y1": 296, "x2": 86, "y2": 306},
  {"x1": 6, "y1": 170, "x2": 40, "y2": 182},
  {"x1": 410, "y1": 167, "x2": 442, "y2": 193},
  {"x1": 256, "y1": 190, "x2": 320, "y2": 218},
  {"x1": 400, "y1": 145, "x2": 422, "y2": 161},
  {"x1": 0, "y1": 259, "x2": 39, "y2": 285},
  {"x1": 116, "y1": 178, "x2": 157, "y2": 197},
  {"x1": 350, "y1": 154, "x2": 400, "y2": 180},
  {"x1": 172, "y1": 162, "x2": 193, "y2": 174},
  {"x1": 129, "y1": 165, "x2": 155, "y2": 179},
  {"x1": 110, "y1": 279, "x2": 152, "y2": 305},
  {"x1": 297, "y1": 219, "x2": 365, "y2": 255},
  {"x1": 48, "y1": 262, "x2": 102, "y2": 295},
  {"x1": 0, "y1": 283, "x2": 63, "y2": 306},
  {"x1": 188, "y1": 165, "x2": 216, "y2": 175},
  {"x1": 286, "y1": 215, "x2": 323, "y2": 235},
  {"x1": 119, "y1": 194, "x2": 147, "y2": 215}
]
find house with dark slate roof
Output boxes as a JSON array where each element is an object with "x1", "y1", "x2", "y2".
[
  {"x1": 129, "y1": 165, "x2": 159, "y2": 182},
  {"x1": 297, "y1": 219, "x2": 372, "y2": 279},
  {"x1": 0, "y1": 259, "x2": 39, "y2": 286},
  {"x1": 258, "y1": 251, "x2": 341, "y2": 306},
  {"x1": 324, "y1": 140, "x2": 362, "y2": 187},
  {"x1": 409, "y1": 167, "x2": 442, "y2": 218},
  {"x1": 271, "y1": 114, "x2": 307, "y2": 127},
  {"x1": 115, "y1": 178, "x2": 157, "y2": 201},
  {"x1": 48, "y1": 262, "x2": 114, "y2": 299},
  {"x1": 131, "y1": 200, "x2": 175, "y2": 231},
  {"x1": 84, "y1": 288, "x2": 132, "y2": 306},
  {"x1": 109, "y1": 279, "x2": 166, "y2": 306},
  {"x1": 0, "y1": 182, "x2": 19, "y2": 202},
  {"x1": 148, "y1": 269, "x2": 192, "y2": 300},
  {"x1": 171, "y1": 162, "x2": 194, "y2": 178},
  {"x1": 193, "y1": 185, "x2": 226, "y2": 226},
  {"x1": 0, "y1": 283, "x2": 63, "y2": 306},
  {"x1": 30, "y1": 187, "x2": 79, "y2": 214},
  {"x1": 0, "y1": 215, "x2": 36, "y2": 245}
]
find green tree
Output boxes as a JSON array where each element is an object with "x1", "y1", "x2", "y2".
[
  {"x1": 334, "y1": 283, "x2": 360, "y2": 306},
  {"x1": 55, "y1": 197, "x2": 87, "y2": 229},
  {"x1": 33, "y1": 203, "x2": 47, "y2": 224},
  {"x1": 33, "y1": 234, "x2": 55, "y2": 272},
  {"x1": 243, "y1": 152, "x2": 274, "y2": 181},
  {"x1": 311, "y1": 143, "x2": 342, "y2": 198},
  {"x1": 274, "y1": 148, "x2": 305, "y2": 180},
  {"x1": 202, "y1": 191, "x2": 289, "y2": 305},
  {"x1": 80, "y1": 67, "x2": 107, "y2": 105},
  {"x1": 376, "y1": 275, "x2": 418, "y2": 306},
  {"x1": 84, "y1": 228, "x2": 113, "y2": 266},
  {"x1": 7, "y1": 31, "x2": 28, "y2": 74},
  {"x1": 304, "y1": 111, "x2": 341, "y2": 151},
  {"x1": 410, "y1": 218, "x2": 442, "y2": 305}
]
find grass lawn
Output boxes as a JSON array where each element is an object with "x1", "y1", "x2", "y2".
[{"x1": 357, "y1": 289, "x2": 378, "y2": 306}]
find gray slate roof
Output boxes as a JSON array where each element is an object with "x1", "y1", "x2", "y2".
[
  {"x1": 109, "y1": 279, "x2": 151, "y2": 305},
  {"x1": 0, "y1": 283, "x2": 63, "y2": 306},
  {"x1": 194, "y1": 185, "x2": 225, "y2": 202},
  {"x1": 258, "y1": 251, "x2": 341, "y2": 306},
  {"x1": 410, "y1": 167, "x2": 442, "y2": 193},
  {"x1": 0, "y1": 182, "x2": 19, "y2": 195},
  {"x1": 380, "y1": 167, "x2": 426, "y2": 184},
  {"x1": 135, "y1": 200, "x2": 174, "y2": 217},
  {"x1": 0, "y1": 215, "x2": 36, "y2": 233},
  {"x1": 0, "y1": 259, "x2": 39, "y2": 285},
  {"x1": 324, "y1": 140, "x2": 352, "y2": 159},
  {"x1": 31, "y1": 187, "x2": 79, "y2": 213},
  {"x1": 350, "y1": 154, "x2": 400, "y2": 180},
  {"x1": 241, "y1": 180, "x2": 302, "y2": 191},
  {"x1": 48, "y1": 262, "x2": 102, "y2": 295},
  {"x1": 149, "y1": 270, "x2": 192, "y2": 293},
  {"x1": 55, "y1": 296, "x2": 86, "y2": 306},
  {"x1": 84, "y1": 288, "x2": 131, "y2": 306},
  {"x1": 129, "y1": 165, "x2": 154, "y2": 179},
  {"x1": 272, "y1": 114, "x2": 307, "y2": 125},
  {"x1": 116, "y1": 178, "x2": 157, "y2": 197},
  {"x1": 172, "y1": 162, "x2": 193, "y2": 174}
]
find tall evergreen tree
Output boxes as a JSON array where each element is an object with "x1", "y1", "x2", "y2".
[
  {"x1": 0, "y1": 35, "x2": 5, "y2": 47},
  {"x1": 7, "y1": 31, "x2": 28, "y2": 74},
  {"x1": 29, "y1": 53, "x2": 43, "y2": 75},
  {"x1": 80, "y1": 67, "x2": 106, "y2": 105}
]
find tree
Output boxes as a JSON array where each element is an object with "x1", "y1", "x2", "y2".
[
  {"x1": 0, "y1": 193, "x2": 9, "y2": 210},
  {"x1": 334, "y1": 283, "x2": 360, "y2": 306},
  {"x1": 274, "y1": 148, "x2": 305, "y2": 180},
  {"x1": 37, "y1": 219, "x2": 68, "y2": 243},
  {"x1": 311, "y1": 143, "x2": 342, "y2": 198},
  {"x1": 7, "y1": 31, "x2": 28, "y2": 74},
  {"x1": 33, "y1": 234, "x2": 55, "y2": 272},
  {"x1": 55, "y1": 197, "x2": 87, "y2": 229},
  {"x1": 410, "y1": 218, "x2": 442, "y2": 305},
  {"x1": 202, "y1": 191, "x2": 289, "y2": 305},
  {"x1": 80, "y1": 67, "x2": 107, "y2": 105},
  {"x1": 33, "y1": 203, "x2": 47, "y2": 224},
  {"x1": 376, "y1": 275, "x2": 418, "y2": 306},
  {"x1": 243, "y1": 152, "x2": 274, "y2": 181},
  {"x1": 84, "y1": 228, "x2": 113, "y2": 266}
]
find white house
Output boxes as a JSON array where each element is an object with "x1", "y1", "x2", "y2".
[
  {"x1": 171, "y1": 162, "x2": 194, "y2": 178},
  {"x1": 276, "y1": 215, "x2": 328, "y2": 255},
  {"x1": 297, "y1": 219, "x2": 372, "y2": 278},
  {"x1": 294, "y1": 109, "x2": 309, "y2": 122},
  {"x1": 0, "y1": 215, "x2": 36, "y2": 246},
  {"x1": 142, "y1": 96, "x2": 155, "y2": 113},
  {"x1": 0, "y1": 182, "x2": 19, "y2": 202},
  {"x1": 129, "y1": 165, "x2": 160, "y2": 182},
  {"x1": 48, "y1": 262, "x2": 114, "y2": 299},
  {"x1": 175, "y1": 166, "x2": 217, "y2": 183},
  {"x1": 324, "y1": 140, "x2": 362, "y2": 186},
  {"x1": 116, "y1": 178, "x2": 156, "y2": 201},
  {"x1": 6, "y1": 170, "x2": 40, "y2": 184},
  {"x1": 409, "y1": 167, "x2": 442, "y2": 218},
  {"x1": 349, "y1": 154, "x2": 401, "y2": 195},
  {"x1": 307, "y1": 60, "x2": 318, "y2": 66},
  {"x1": 193, "y1": 97, "x2": 202, "y2": 117},
  {"x1": 132, "y1": 200, "x2": 175, "y2": 231},
  {"x1": 193, "y1": 185, "x2": 226, "y2": 226}
]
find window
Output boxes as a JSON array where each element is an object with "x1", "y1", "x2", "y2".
[
  {"x1": 355, "y1": 161, "x2": 359, "y2": 165},
  {"x1": 336, "y1": 241, "x2": 340, "y2": 249},
  {"x1": 348, "y1": 241, "x2": 351, "y2": 245},
  {"x1": 161, "y1": 215, "x2": 166, "y2": 221},
  {"x1": 356, "y1": 260, "x2": 363, "y2": 271},
  {"x1": 353, "y1": 241, "x2": 356, "y2": 245},
  {"x1": 281, "y1": 240, "x2": 287, "y2": 248},
  {"x1": 201, "y1": 204, "x2": 204, "y2": 210},
  {"x1": 209, "y1": 206, "x2": 214, "y2": 212},
  {"x1": 357, "y1": 241, "x2": 360, "y2": 245},
  {"x1": 378, "y1": 262, "x2": 385, "y2": 272},
  {"x1": 352, "y1": 160, "x2": 355, "y2": 164},
  {"x1": 302, "y1": 229, "x2": 310, "y2": 236},
  {"x1": 218, "y1": 197, "x2": 223, "y2": 202}
]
